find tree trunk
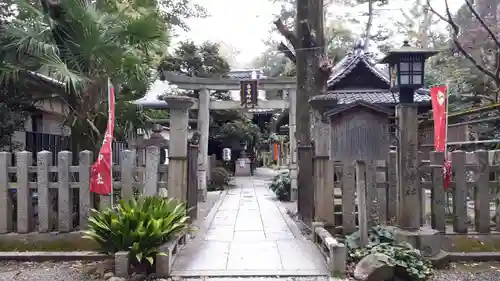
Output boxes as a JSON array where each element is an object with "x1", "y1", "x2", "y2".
[{"x1": 295, "y1": 0, "x2": 327, "y2": 226}]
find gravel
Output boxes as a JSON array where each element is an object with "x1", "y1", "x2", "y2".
[
  {"x1": 2, "y1": 261, "x2": 500, "y2": 281},
  {"x1": 0, "y1": 261, "x2": 103, "y2": 281},
  {"x1": 429, "y1": 262, "x2": 500, "y2": 281},
  {"x1": 173, "y1": 276, "x2": 337, "y2": 281}
]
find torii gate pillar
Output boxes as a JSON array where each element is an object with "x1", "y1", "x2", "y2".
[{"x1": 197, "y1": 89, "x2": 210, "y2": 201}]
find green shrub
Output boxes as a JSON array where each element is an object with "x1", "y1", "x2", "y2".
[
  {"x1": 83, "y1": 196, "x2": 190, "y2": 270},
  {"x1": 209, "y1": 167, "x2": 230, "y2": 191},
  {"x1": 345, "y1": 226, "x2": 434, "y2": 281},
  {"x1": 269, "y1": 171, "x2": 291, "y2": 201}
]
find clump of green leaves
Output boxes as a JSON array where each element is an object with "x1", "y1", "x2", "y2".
[
  {"x1": 83, "y1": 196, "x2": 190, "y2": 270},
  {"x1": 346, "y1": 226, "x2": 434, "y2": 281},
  {"x1": 269, "y1": 171, "x2": 291, "y2": 201},
  {"x1": 209, "y1": 167, "x2": 231, "y2": 191}
]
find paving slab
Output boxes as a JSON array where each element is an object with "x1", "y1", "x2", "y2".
[{"x1": 170, "y1": 173, "x2": 329, "y2": 277}]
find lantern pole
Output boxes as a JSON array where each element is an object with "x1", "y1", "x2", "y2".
[{"x1": 380, "y1": 40, "x2": 438, "y2": 231}]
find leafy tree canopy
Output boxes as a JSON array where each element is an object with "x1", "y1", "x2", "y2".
[
  {"x1": 158, "y1": 40, "x2": 261, "y2": 151},
  {"x1": 0, "y1": 0, "x2": 205, "y2": 151}
]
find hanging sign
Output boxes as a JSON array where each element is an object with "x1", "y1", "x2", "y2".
[{"x1": 240, "y1": 80, "x2": 258, "y2": 106}]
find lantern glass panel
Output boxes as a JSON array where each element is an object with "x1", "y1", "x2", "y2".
[
  {"x1": 399, "y1": 62, "x2": 410, "y2": 71},
  {"x1": 400, "y1": 74, "x2": 410, "y2": 85},
  {"x1": 412, "y1": 74, "x2": 422, "y2": 85},
  {"x1": 413, "y1": 61, "x2": 423, "y2": 72}
]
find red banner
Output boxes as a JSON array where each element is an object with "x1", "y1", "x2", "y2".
[
  {"x1": 273, "y1": 143, "x2": 278, "y2": 161},
  {"x1": 430, "y1": 85, "x2": 451, "y2": 189},
  {"x1": 430, "y1": 85, "x2": 447, "y2": 152},
  {"x1": 90, "y1": 79, "x2": 115, "y2": 195}
]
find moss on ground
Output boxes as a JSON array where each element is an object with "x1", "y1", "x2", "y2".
[{"x1": 448, "y1": 236, "x2": 500, "y2": 252}]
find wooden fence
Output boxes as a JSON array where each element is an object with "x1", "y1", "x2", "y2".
[
  {"x1": 322, "y1": 149, "x2": 500, "y2": 235},
  {"x1": 0, "y1": 145, "x2": 197, "y2": 234}
]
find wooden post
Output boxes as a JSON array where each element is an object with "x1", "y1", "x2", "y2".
[
  {"x1": 17, "y1": 151, "x2": 32, "y2": 233},
  {"x1": 387, "y1": 151, "x2": 397, "y2": 224},
  {"x1": 187, "y1": 142, "x2": 199, "y2": 220},
  {"x1": 297, "y1": 143, "x2": 315, "y2": 226},
  {"x1": 474, "y1": 150, "x2": 490, "y2": 233},
  {"x1": 365, "y1": 162, "x2": 377, "y2": 226},
  {"x1": 430, "y1": 151, "x2": 446, "y2": 232},
  {"x1": 37, "y1": 151, "x2": 52, "y2": 232},
  {"x1": 342, "y1": 163, "x2": 356, "y2": 234},
  {"x1": 451, "y1": 151, "x2": 468, "y2": 233},
  {"x1": 0, "y1": 152, "x2": 12, "y2": 233},
  {"x1": 355, "y1": 160, "x2": 368, "y2": 247},
  {"x1": 79, "y1": 150, "x2": 92, "y2": 228},
  {"x1": 145, "y1": 146, "x2": 160, "y2": 196},
  {"x1": 58, "y1": 151, "x2": 72, "y2": 232},
  {"x1": 120, "y1": 150, "x2": 136, "y2": 200}
]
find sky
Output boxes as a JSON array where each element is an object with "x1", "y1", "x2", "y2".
[
  {"x1": 173, "y1": 0, "x2": 280, "y2": 67},
  {"x1": 173, "y1": 0, "x2": 464, "y2": 68}
]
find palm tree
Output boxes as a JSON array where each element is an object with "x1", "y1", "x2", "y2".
[{"x1": 0, "y1": 0, "x2": 170, "y2": 151}]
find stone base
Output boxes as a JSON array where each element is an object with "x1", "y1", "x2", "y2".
[
  {"x1": 235, "y1": 158, "x2": 251, "y2": 176},
  {"x1": 393, "y1": 226, "x2": 442, "y2": 257}
]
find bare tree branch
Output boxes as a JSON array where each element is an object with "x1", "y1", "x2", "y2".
[
  {"x1": 463, "y1": 0, "x2": 500, "y2": 50},
  {"x1": 274, "y1": 18, "x2": 297, "y2": 49},
  {"x1": 277, "y1": 42, "x2": 296, "y2": 63},
  {"x1": 427, "y1": 0, "x2": 500, "y2": 94}
]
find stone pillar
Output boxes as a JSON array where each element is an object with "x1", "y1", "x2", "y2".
[
  {"x1": 310, "y1": 102, "x2": 333, "y2": 224},
  {"x1": 391, "y1": 97, "x2": 442, "y2": 257},
  {"x1": 161, "y1": 95, "x2": 195, "y2": 201},
  {"x1": 395, "y1": 104, "x2": 420, "y2": 230},
  {"x1": 288, "y1": 88, "x2": 298, "y2": 201},
  {"x1": 197, "y1": 88, "x2": 210, "y2": 202}
]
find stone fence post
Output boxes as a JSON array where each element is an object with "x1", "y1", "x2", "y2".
[{"x1": 161, "y1": 95, "x2": 195, "y2": 201}]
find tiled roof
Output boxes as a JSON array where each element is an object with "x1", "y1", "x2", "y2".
[
  {"x1": 327, "y1": 49, "x2": 389, "y2": 88},
  {"x1": 310, "y1": 90, "x2": 431, "y2": 104}
]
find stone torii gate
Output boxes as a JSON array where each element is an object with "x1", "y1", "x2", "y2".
[{"x1": 136, "y1": 72, "x2": 298, "y2": 201}]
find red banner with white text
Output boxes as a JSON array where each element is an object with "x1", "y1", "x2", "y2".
[
  {"x1": 89, "y1": 79, "x2": 115, "y2": 195},
  {"x1": 430, "y1": 85, "x2": 450, "y2": 189}
]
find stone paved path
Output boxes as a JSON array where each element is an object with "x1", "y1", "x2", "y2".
[{"x1": 171, "y1": 173, "x2": 329, "y2": 277}]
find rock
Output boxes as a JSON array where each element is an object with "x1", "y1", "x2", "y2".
[
  {"x1": 130, "y1": 273, "x2": 147, "y2": 281},
  {"x1": 108, "y1": 277, "x2": 126, "y2": 281},
  {"x1": 97, "y1": 260, "x2": 115, "y2": 275},
  {"x1": 103, "y1": 272, "x2": 115, "y2": 280},
  {"x1": 354, "y1": 253, "x2": 395, "y2": 281}
]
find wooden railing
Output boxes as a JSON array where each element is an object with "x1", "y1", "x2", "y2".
[
  {"x1": 319, "y1": 150, "x2": 500, "y2": 235},
  {"x1": 0, "y1": 145, "x2": 199, "y2": 234}
]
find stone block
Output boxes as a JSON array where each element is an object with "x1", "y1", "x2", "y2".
[
  {"x1": 155, "y1": 243, "x2": 173, "y2": 277},
  {"x1": 394, "y1": 226, "x2": 442, "y2": 257},
  {"x1": 234, "y1": 158, "x2": 251, "y2": 176},
  {"x1": 114, "y1": 251, "x2": 130, "y2": 277},
  {"x1": 330, "y1": 243, "x2": 347, "y2": 276},
  {"x1": 311, "y1": 221, "x2": 325, "y2": 241}
]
